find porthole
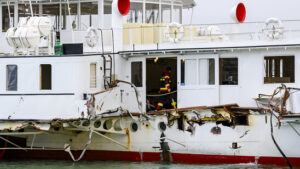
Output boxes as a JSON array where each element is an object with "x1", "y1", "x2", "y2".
[
  {"x1": 131, "y1": 122, "x2": 138, "y2": 132},
  {"x1": 103, "y1": 119, "x2": 113, "y2": 130},
  {"x1": 82, "y1": 120, "x2": 90, "y2": 127},
  {"x1": 159, "y1": 122, "x2": 167, "y2": 131},
  {"x1": 94, "y1": 120, "x2": 101, "y2": 128}
]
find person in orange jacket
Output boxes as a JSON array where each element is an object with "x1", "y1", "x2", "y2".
[{"x1": 157, "y1": 67, "x2": 176, "y2": 110}]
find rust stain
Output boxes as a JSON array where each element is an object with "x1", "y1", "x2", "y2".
[{"x1": 126, "y1": 128, "x2": 130, "y2": 150}]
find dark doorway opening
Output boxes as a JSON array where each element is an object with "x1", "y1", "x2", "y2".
[{"x1": 146, "y1": 57, "x2": 177, "y2": 112}]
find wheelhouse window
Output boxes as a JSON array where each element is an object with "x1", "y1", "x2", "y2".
[
  {"x1": 81, "y1": 2, "x2": 98, "y2": 29},
  {"x1": 181, "y1": 58, "x2": 215, "y2": 86},
  {"x1": 161, "y1": 5, "x2": 171, "y2": 23},
  {"x1": 146, "y1": 3, "x2": 159, "y2": 24},
  {"x1": 219, "y1": 58, "x2": 238, "y2": 85},
  {"x1": 18, "y1": 4, "x2": 39, "y2": 18},
  {"x1": 6, "y1": 65, "x2": 18, "y2": 91},
  {"x1": 127, "y1": 3, "x2": 143, "y2": 23},
  {"x1": 40, "y1": 64, "x2": 52, "y2": 90},
  {"x1": 61, "y1": 3, "x2": 78, "y2": 30},
  {"x1": 173, "y1": 5, "x2": 182, "y2": 23},
  {"x1": 43, "y1": 4, "x2": 60, "y2": 31},
  {"x1": 90, "y1": 63, "x2": 97, "y2": 88},
  {"x1": 2, "y1": 5, "x2": 14, "y2": 32},
  {"x1": 131, "y1": 62, "x2": 143, "y2": 87},
  {"x1": 264, "y1": 56, "x2": 295, "y2": 83}
]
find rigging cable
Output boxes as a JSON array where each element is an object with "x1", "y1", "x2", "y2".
[{"x1": 270, "y1": 111, "x2": 293, "y2": 169}]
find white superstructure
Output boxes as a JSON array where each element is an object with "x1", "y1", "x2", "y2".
[{"x1": 0, "y1": 0, "x2": 299, "y2": 167}]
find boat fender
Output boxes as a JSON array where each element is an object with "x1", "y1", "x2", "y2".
[
  {"x1": 263, "y1": 18, "x2": 284, "y2": 39},
  {"x1": 85, "y1": 27, "x2": 99, "y2": 47},
  {"x1": 165, "y1": 22, "x2": 184, "y2": 43}
]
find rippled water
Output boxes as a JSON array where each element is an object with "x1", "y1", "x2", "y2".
[{"x1": 0, "y1": 160, "x2": 291, "y2": 169}]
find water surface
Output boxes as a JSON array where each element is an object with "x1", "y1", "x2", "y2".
[{"x1": 0, "y1": 160, "x2": 290, "y2": 169}]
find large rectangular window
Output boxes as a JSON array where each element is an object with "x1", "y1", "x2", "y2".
[
  {"x1": 161, "y1": 5, "x2": 171, "y2": 23},
  {"x1": 2, "y1": 6, "x2": 14, "y2": 32},
  {"x1": 18, "y1": 4, "x2": 39, "y2": 18},
  {"x1": 40, "y1": 64, "x2": 52, "y2": 90},
  {"x1": 127, "y1": 3, "x2": 143, "y2": 23},
  {"x1": 61, "y1": 3, "x2": 78, "y2": 30},
  {"x1": 81, "y1": 2, "x2": 98, "y2": 28},
  {"x1": 264, "y1": 56, "x2": 295, "y2": 83},
  {"x1": 43, "y1": 4, "x2": 60, "y2": 31},
  {"x1": 219, "y1": 58, "x2": 238, "y2": 85},
  {"x1": 6, "y1": 65, "x2": 18, "y2": 91},
  {"x1": 181, "y1": 58, "x2": 215, "y2": 86},
  {"x1": 131, "y1": 62, "x2": 142, "y2": 87},
  {"x1": 146, "y1": 3, "x2": 159, "y2": 24},
  {"x1": 90, "y1": 63, "x2": 97, "y2": 88}
]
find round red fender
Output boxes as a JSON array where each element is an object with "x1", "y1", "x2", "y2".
[
  {"x1": 118, "y1": 0, "x2": 130, "y2": 16},
  {"x1": 236, "y1": 3, "x2": 246, "y2": 23}
]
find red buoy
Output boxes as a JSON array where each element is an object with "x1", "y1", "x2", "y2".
[
  {"x1": 118, "y1": 0, "x2": 130, "y2": 16},
  {"x1": 236, "y1": 3, "x2": 246, "y2": 23}
]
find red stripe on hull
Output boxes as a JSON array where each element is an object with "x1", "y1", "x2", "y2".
[{"x1": 3, "y1": 150, "x2": 300, "y2": 166}]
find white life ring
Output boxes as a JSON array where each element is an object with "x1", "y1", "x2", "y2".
[
  {"x1": 165, "y1": 22, "x2": 184, "y2": 43},
  {"x1": 85, "y1": 27, "x2": 99, "y2": 47},
  {"x1": 263, "y1": 18, "x2": 284, "y2": 39}
]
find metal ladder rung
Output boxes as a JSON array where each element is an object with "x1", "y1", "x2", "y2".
[
  {"x1": 106, "y1": 60, "x2": 112, "y2": 62},
  {"x1": 104, "y1": 76, "x2": 111, "y2": 78}
]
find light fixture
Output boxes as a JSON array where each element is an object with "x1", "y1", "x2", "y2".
[{"x1": 154, "y1": 57, "x2": 158, "y2": 63}]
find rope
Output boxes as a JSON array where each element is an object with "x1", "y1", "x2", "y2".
[
  {"x1": 147, "y1": 91, "x2": 177, "y2": 97},
  {"x1": 270, "y1": 110, "x2": 293, "y2": 169},
  {"x1": 64, "y1": 130, "x2": 93, "y2": 162}
]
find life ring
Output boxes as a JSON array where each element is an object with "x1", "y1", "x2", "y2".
[
  {"x1": 165, "y1": 22, "x2": 184, "y2": 43},
  {"x1": 85, "y1": 27, "x2": 99, "y2": 47},
  {"x1": 263, "y1": 18, "x2": 284, "y2": 39}
]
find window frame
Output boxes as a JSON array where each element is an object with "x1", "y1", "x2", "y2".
[
  {"x1": 179, "y1": 55, "x2": 218, "y2": 88},
  {"x1": 6, "y1": 64, "x2": 18, "y2": 91},
  {"x1": 131, "y1": 61, "x2": 143, "y2": 87},
  {"x1": 264, "y1": 55, "x2": 295, "y2": 84},
  {"x1": 219, "y1": 57, "x2": 239, "y2": 85},
  {"x1": 40, "y1": 64, "x2": 52, "y2": 90},
  {"x1": 90, "y1": 63, "x2": 97, "y2": 88}
]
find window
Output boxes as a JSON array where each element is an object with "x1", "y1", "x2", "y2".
[
  {"x1": 61, "y1": 3, "x2": 78, "y2": 30},
  {"x1": 161, "y1": 5, "x2": 171, "y2": 23},
  {"x1": 181, "y1": 58, "x2": 215, "y2": 86},
  {"x1": 219, "y1": 58, "x2": 238, "y2": 85},
  {"x1": 81, "y1": 2, "x2": 98, "y2": 29},
  {"x1": 90, "y1": 63, "x2": 97, "y2": 88},
  {"x1": 173, "y1": 6, "x2": 182, "y2": 23},
  {"x1": 2, "y1": 6, "x2": 14, "y2": 32},
  {"x1": 6, "y1": 65, "x2": 17, "y2": 91},
  {"x1": 18, "y1": 4, "x2": 39, "y2": 18},
  {"x1": 264, "y1": 56, "x2": 295, "y2": 83},
  {"x1": 146, "y1": 3, "x2": 159, "y2": 24},
  {"x1": 127, "y1": 3, "x2": 143, "y2": 23},
  {"x1": 131, "y1": 62, "x2": 142, "y2": 87},
  {"x1": 40, "y1": 64, "x2": 52, "y2": 90},
  {"x1": 182, "y1": 59, "x2": 197, "y2": 85},
  {"x1": 43, "y1": 4, "x2": 60, "y2": 31}
]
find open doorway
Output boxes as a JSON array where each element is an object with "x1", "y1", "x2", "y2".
[{"x1": 146, "y1": 57, "x2": 177, "y2": 111}]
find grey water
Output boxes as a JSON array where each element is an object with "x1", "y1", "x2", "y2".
[{"x1": 0, "y1": 160, "x2": 290, "y2": 169}]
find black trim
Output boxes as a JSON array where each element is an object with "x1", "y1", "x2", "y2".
[{"x1": 0, "y1": 93, "x2": 75, "y2": 96}]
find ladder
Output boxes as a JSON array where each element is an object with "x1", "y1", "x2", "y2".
[{"x1": 102, "y1": 55, "x2": 113, "y2": 89}]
